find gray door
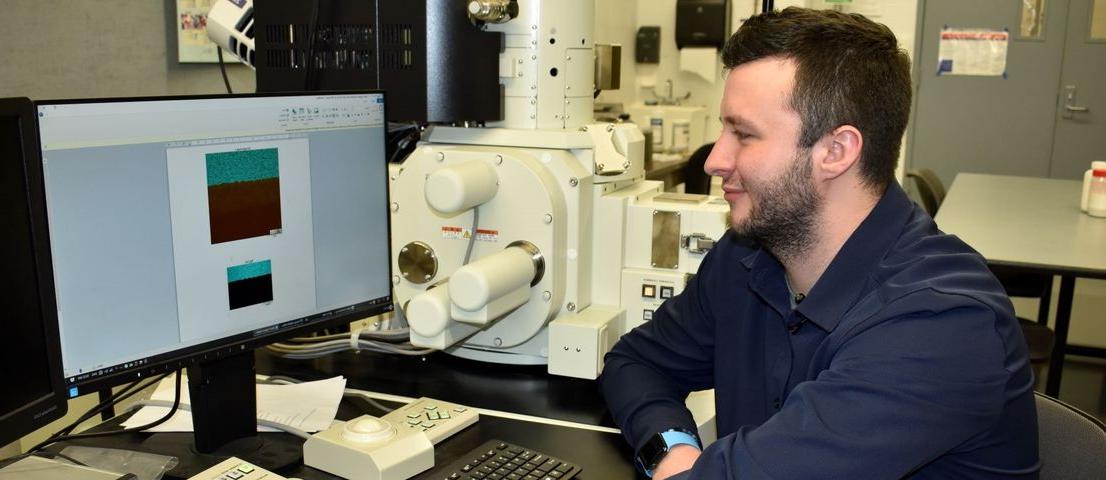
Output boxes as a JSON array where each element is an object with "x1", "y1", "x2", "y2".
[
  {"x1": 1049, "y1": 0, "x2": 1106, "y2": 178},
  {"x1": 909, "y1": 0, "x2": 1105, "y2": 187}
]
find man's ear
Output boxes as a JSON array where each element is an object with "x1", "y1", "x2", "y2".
[{"x1": 815, "y1": 125, "x2": 863, "y2": 180}]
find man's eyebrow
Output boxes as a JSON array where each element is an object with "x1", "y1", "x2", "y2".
[{"x1": 720, "y1": 115, "x2": 758, "y2": 130}]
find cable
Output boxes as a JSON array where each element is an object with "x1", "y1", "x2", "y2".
[
  {"x1": 49, "y1": 372, "x2": 172, "y2": 439},
  {"x1": 128, "y1": 401, "x2": 311, "y2": 440},
  {"x1": 216, "y1": 48, "x2": 234, "y2": 94},
  {"x1": 265, "y1": 328, "x2": 434, "y2": 359},
  {"x1": 464, "y1": 208, "x2": 479, "y2": 265},
  {"x1": 303, "y1": 0, "x2": 322, "y2": 91},
  {"x1": 26, "y1": 371, "x2": 184, "y2": 454}
]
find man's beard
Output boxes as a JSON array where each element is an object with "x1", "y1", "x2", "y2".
[{"x1": 732, "y1": 149, "x2": 822, "y2": 262}]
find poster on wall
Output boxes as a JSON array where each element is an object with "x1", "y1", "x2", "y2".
[
  {"x1": 807, "y1": 0, "x2": 884, "y2": 18},
  {"x1": 937, "y1": 28, "x2": 1009, "y2": 77},
  {"x1": 177, "y1": 0, "x2": 220, "y2": 63}
]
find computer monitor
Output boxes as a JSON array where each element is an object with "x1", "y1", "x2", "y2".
[
  {"x1": 0, "y1": 97, "x2": 68, "y2": 448},
  {"x1": 34, "y1": 91, "x2": 392, "y2": 472}
]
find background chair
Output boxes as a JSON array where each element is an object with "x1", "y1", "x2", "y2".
[
  {"x1": 683, "y1": 142, "x2": 714, "y2": 195},
  {"x1": 905, "y1": 168, "x2": 1056, "y2": 369},
  {"x1": 1036, "y1": 391, "x2": 1106, "y2": 479}
]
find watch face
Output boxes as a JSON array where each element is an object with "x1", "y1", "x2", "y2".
[{"x1": 637, "y1": 433, "x2": 670, "y2": 472}]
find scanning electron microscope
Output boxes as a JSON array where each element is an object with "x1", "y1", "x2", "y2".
[
  {"x1": 209, "y1": 0, "x2": 731, "y2": 380},
  {"x1": 388, "y1": 0, "x2": 729, "y2": 379}
]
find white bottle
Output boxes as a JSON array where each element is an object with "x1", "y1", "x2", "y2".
[
  {"x1": 1088, "y1": 170, "x2": 1106, "y2": 218},
  {"x1": 672, "y1": 120, "x2": 691, "y2": 154},
  {"x1": 1080, "y1": 160, "x2": 1106, "y2": 212},
  {"x1": 650, "y1": 117, "x2": 665, "y2": 152}
]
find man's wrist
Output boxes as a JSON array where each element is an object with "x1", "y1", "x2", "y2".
[{"x1": 635, "y1": 428, "x2": 703, "y2": 477}]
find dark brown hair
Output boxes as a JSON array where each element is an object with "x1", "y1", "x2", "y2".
[{"x1": 722, "y1": 7, "x2": 911, "y2": 190}]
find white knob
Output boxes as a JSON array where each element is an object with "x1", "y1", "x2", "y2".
[
  {"x1": 424, "y1": 161, "x2": 498, "y2": 214},
  {"x1": 407, "y1": 285, "x2": 452, "y2": 337},
  {"x1": 450, "y1": 247, "x2": 536, "y2": 312},
  {"x1": 340, "y1": 416, "x2": 395, "y2": 444}
]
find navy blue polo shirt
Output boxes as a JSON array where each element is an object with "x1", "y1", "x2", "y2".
[{"x1": 599, "y1": 183, "x2": 1039, "y2": 479}]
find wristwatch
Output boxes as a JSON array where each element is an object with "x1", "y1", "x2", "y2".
[{"x1": 635, "y1": 428, "x2": 703, "y2": 477}]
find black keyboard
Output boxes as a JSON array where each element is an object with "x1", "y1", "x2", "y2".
[{"x1": 430, "y1": 439, "x2": 581, "y2": 480}]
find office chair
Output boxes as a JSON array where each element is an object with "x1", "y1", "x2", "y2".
[
  {"x1": 905, "y1": 168, "x2": 1056, "y2": 366},
  {"x1": 1035, "y1": 391, "x2": 1106, "y2": 479},
  {"x1": 684, "y1": 142, "x2": 714, "y2": 194}
]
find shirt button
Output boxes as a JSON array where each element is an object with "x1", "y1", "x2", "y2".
[{"x1": 772, "y1": 398, "x2": 781, "y2": 409}]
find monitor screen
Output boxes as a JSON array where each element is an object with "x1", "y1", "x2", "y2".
[
  {"x1": 0, "y1": 97, "x2": 67, "y2": 447},
  {"x1": 35, "y1": 92, "x2": 393, "y2": 397}
]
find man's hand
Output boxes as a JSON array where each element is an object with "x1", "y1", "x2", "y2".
[{"x1": 653, "y1": 444, "x2": 702, "y2": 480}]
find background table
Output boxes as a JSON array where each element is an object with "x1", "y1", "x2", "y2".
[{"x1": 935, "y1": 173, "x2": 1106, "y2": 396}]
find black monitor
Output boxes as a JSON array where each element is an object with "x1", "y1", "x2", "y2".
[
  {"x1": 0, "y1": 97, "x2": 68, "y2": 448},
  {"x1": 34, "y1": 91, "x2": 392, "y2": 474}
]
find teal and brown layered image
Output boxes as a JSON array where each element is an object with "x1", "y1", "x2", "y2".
[
  {"x1": 227, "y1": 260, "x2": 273, "y2": 310},
  {"x1": 206, "y1": 148, "x2": 282, "y2": 244}
]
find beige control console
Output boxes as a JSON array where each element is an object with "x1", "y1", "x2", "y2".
[{"x1": 303, "y1": 397, "x2": 478, "y2": 480}]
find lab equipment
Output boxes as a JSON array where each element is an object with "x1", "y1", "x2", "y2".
[
  {"x1": 35, "y1": 91, "x2": 393, "y2": 476},
  {"x1": 387, "y1": 0, "x2": 730, "y2": 379},
  {"x1": 187, "y1": 457, "x2": 286, "y2": 480},
  {"x1": 0, "y1": 97, "x2": 68, "y2": 448},
  {"x1": 303, "y1": 397, "x2": 477, "y2": 480}
]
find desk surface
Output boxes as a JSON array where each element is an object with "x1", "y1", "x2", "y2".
[
  {"x1": 256, "y1": 350, "x2": 616, "y2": 428},
  {"x1": 934, "y1": 173, "x2": 1106, "y2": 278}
]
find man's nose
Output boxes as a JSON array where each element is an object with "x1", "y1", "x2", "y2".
[{"x1": 703, "y1": 142, "x2": 730, "y2": 177}]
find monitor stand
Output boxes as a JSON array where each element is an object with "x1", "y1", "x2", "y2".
[{"x1": 143, "y1": 351, "x2": 302, "y2": 479}]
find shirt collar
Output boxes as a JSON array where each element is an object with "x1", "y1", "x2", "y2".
[{"x1": 742, "y1": 182, "x2": 915, "y2": 331}]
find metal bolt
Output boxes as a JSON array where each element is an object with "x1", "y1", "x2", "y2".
[
  {"x1": 575, "y1": 348, "x2": 582, "y2": 353},
  {"x1": 606, "y1": 124, "x2": 614, "y2": 132},
  {"x1": 494, "y1": 337, "x2": 504, "y2": 347},
  {"x1": 495, "y1": 154, "x2": 503, "y2": 165},
  {"x1": 543, "y1": 213, "x2": 553, "y2": 224},
  {"x1": 530, "y1": 114, "x2": 536, "y2": 119},
  {"x1": 531, "y1": 55, "x2": 537, "y2": 60},
  {"x1": 531, "y1": 85, "x2": 537, "y2": 90},
  {"x1": 391, "y1": 202, "x2": 399, "y2": 212},
  {"x1": 569, "y1": 177, "x2": 579, "y2": 187},
  {"x1": 622, "y1": 161, "x2": 631, "y2": 169},
  {"x1": 567, "y1": 302, "x2": 576, "y2": 312},
  {"x1": 580, "y1": 126, "x2": 588, "y2": 132},
  {"x1": 531, "y1": 25, "x2": 538, "y2": 30},
  {"x1": 563, "y1": 346, "x2": 569, "y2": 351},
  {"x1": 423, "y1": 274, "x2": 431, "y2": 280},
  {"x1": 542, "y1": 291, "x2": 551, "y2": 301},
  {"x1": 392, "y1": 275, "x2": 400, "y2": 284},
  {"x1": 530, "y1": 99, "x2": 536, "y2": 105},
  {"x1": 517, "y1": 58, "x2": 523, "y2": 64},
  {"x1": 436, "y1": 152, "x2": 445, "y2": 162}
]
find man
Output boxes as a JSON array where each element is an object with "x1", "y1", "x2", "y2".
[{"x1": 599, "y1": 8, "x2": 1039, "y2": 479}]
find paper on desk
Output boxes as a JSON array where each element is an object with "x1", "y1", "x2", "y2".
[{"x1": 120, "y1": 375, "x2": 346, "y2": 433}]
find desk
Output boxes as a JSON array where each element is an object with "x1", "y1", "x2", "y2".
[
  {"x1": 934, "y1": 173, "x2": 1106, "y2": 397},
  {"x1": 645, "y1": 157, "x2": 688, "y2": 192},
  {"x1": 59, "y1": 351, "x2": 635, "y2": 479}
]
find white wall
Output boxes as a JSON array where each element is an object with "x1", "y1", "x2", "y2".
[{"x1": 606, "y1": 0, "x2": 919, "y2": 179}]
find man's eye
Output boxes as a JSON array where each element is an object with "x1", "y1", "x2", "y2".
[{"x1": 734, "y1": 130, "x2": 753, "y2": 140}]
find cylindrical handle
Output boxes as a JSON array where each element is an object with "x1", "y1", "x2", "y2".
[
  {"x1": 450, "y1": 245, "x2": 541, "y2": 312},
  {"x1": 424, "y1": 161, "x2": 499, "y2": 214},
  {"x1": 407, "y1": 284, "x2": 453, "y2": 337}
]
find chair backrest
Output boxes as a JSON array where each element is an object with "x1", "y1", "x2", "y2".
[
  {"x1": 683, "y1": 142, "x2": 715, "y2": 194},
  {"x1": 1036, "y1": 391, "x2": 1106, "y2": 479},
  {"x1": 905, "y1": 168, "x2": 946, "y2": 216}
]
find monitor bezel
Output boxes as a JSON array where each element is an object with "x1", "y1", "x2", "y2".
[
  {"x1": 0, "y1": 96, "x2": 68, "y2": 446},
  {"x1": 34, "y1": 90, "x2": 394, "y2": 396}
]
